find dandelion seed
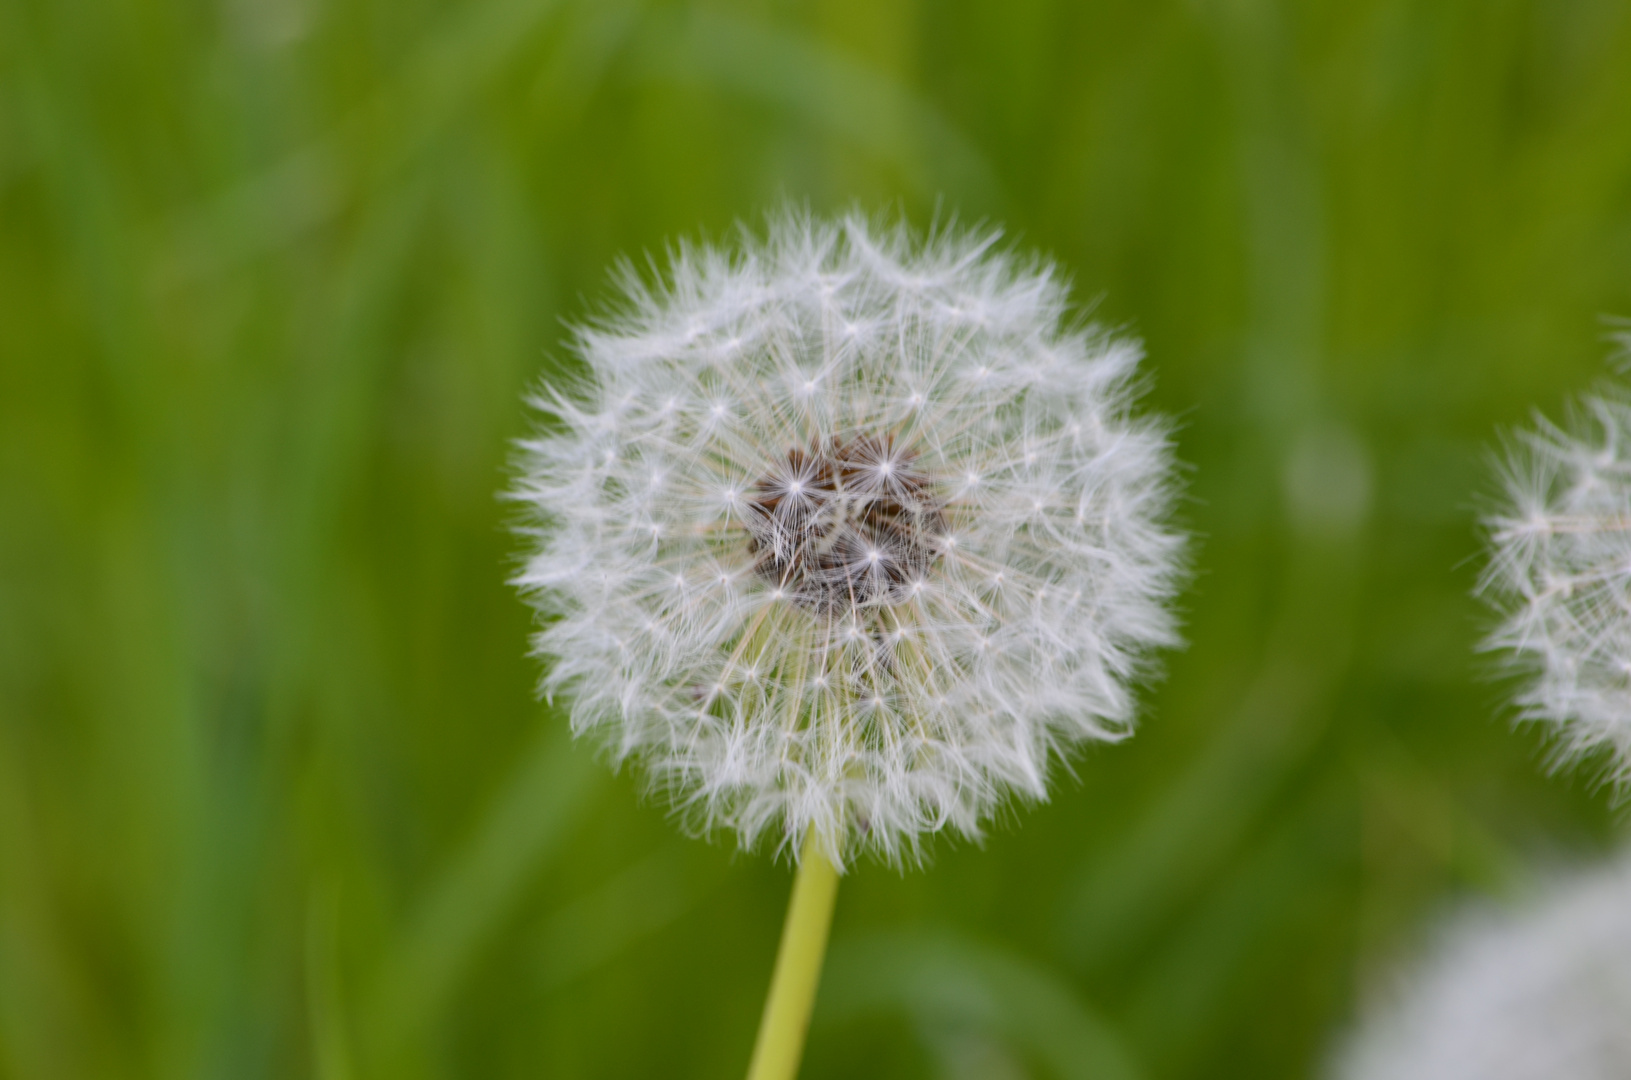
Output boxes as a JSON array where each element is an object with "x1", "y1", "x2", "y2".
[
  {"x1": 1479, "y1": 371, "x2": 1631, "y2": 786},
  {"x1": 511, "y1": 212, "x2": 1185, "y2": 867}
]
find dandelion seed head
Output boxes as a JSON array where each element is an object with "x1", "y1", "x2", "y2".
[
  {"x1": 1332, "y1": 850, "x2": 1631, "y2": 1080},
  {"x1": 511, "y1": 212, "x2": 1186, "y2": 867},
  {"x1": 1479, "y1": 382, "x2": 1631, "y2": 786}
]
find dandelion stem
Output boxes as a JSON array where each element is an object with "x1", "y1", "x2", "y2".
[{"x1": 744, "y1": 833, "x2": 840, "y2": 1080}]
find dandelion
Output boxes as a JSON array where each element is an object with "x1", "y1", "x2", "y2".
[
  {"x1": 1480, "y1": 376, "x2": 1631, "y2": 785},
  {"x1": 510, "y1": 212, "x2": 1185, "y2": 1079},
  {"x1": 1332, "y1": 851, "x2": 1631, "y2": 1080}
]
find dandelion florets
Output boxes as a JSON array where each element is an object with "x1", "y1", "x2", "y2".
[
  {"x1": 511, "y1": 213, "x2": 1185, "y2": 866},
  {"x1": 1480, "y1": 386, "x2": 1631, "y2": 786}
]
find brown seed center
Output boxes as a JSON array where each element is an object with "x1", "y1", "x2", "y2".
[{"x1": 746, "y1": 434, "x2": 945, "y2": 612}]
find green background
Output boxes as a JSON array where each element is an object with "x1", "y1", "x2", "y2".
[{"x1": 3, "y1": 0, "x2": 1630, "y2": 1077}]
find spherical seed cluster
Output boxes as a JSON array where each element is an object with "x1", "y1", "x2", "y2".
[
  {"x1": 1480, "y1": 389, "x2": 1631, "y2": 785},
  {"x1": 1332, "y1": 851, "x2": 1631, "y2": 1080},
  {"x1": 511, "y1": 214, "x2": 1185, "y2": 866}
]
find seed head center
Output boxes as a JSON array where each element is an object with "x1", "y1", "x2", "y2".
[{"x1": 747, "y1": 434, "x2": 945, "y2": 612}]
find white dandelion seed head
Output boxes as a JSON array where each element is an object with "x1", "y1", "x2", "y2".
[
  {"x1": 1331, "y1": 850, "x2": 1631, "y2": 1080},
  {"x1": 510, "y1": 212, "x2": 1186, "y2": 868},
  {"x1": 1479, "y1": 385, "x2": 1631, "y2": 786}
]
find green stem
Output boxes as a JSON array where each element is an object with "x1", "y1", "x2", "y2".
[{"x1": 744, "y1": 833, "x2": 841, "y2": 1080}]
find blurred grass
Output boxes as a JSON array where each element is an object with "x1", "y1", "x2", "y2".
[{"x1": 2, "y1": 0, "x2": 1631, "y2": 1077}]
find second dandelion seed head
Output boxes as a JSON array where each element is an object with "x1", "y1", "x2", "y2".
[{"x1": 1481, "y1": 386, "x2": 1631, "y2": 786}]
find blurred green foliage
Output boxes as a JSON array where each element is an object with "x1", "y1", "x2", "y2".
[{"x1": 3, "y1": 0, "x2": 1630, "y2": 1077}]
